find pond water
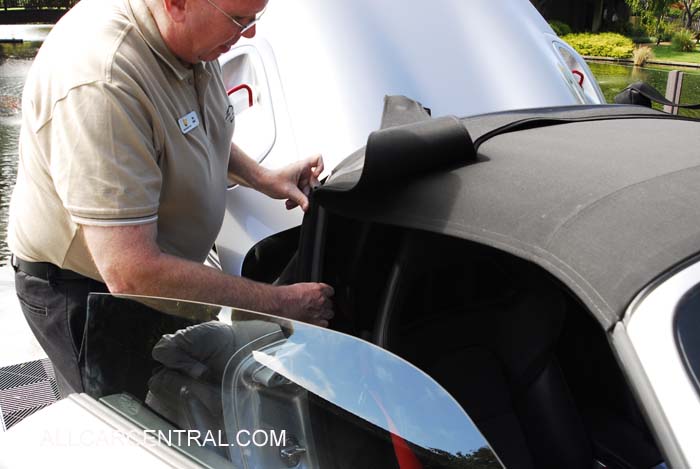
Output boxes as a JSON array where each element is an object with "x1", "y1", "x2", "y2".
[
  {"x1": 588, "y1": 61, "x2": 700, "y2": 119},
  {"x1": 0, "y1": 25, "x2": 49, "y2": 266}
]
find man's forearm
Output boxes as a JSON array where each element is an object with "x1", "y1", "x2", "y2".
[
  {"x1": 227, "y1": 142, "x2": 268, "y2": 189},
  {"x1": 104, "y1": 249, "x2": 283, "y2": 314},
  {"x1": 83, "y1": 223, "x2": 333, "y2": 326}
]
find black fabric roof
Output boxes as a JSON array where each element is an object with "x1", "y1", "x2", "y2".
[{"x1": 316, "y1": 98, "x2": 700, "y2": 329}]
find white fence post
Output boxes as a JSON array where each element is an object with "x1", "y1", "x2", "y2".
[{"x1": 664, "y1": 70, "x2": 684, "y2": 115}]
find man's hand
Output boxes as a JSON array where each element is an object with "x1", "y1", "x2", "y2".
[
  {"x1": 227, "y1": 144, "x2": 324, "y2": 211},
  {"x1": 276, "y1": 282, "x2": 335, "y2": 327},
  {"x1": 259, "y1": 154, "x2": 324, "y2": 212}
]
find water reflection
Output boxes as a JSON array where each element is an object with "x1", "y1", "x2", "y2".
[
  {"x1": 0, "y1": 25, "x2": 52, "y2": 44},
  {"x1": 0, "y1": 25, "x2": 49, "y2": 266},
  {"x1": 588, "y1": 61, "x2": 700, "y2": 119}
]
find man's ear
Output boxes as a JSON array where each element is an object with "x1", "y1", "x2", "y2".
[{"x1": 163, "y1": 0, "x2": 188, "y2": 23}]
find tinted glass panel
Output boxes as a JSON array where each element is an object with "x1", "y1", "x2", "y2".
[{"x1": 83, "y1": 293, "x2": 501, "y2": 469}]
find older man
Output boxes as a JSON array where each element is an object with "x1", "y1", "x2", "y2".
[{"x1": 7, "y1": 0, "x2": 334, "y2": 395}]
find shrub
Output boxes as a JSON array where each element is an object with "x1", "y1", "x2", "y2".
[
  {"x1": 626, "y1": 22, "x2": 648, "y2": 39},
  {"x1": 630, "y1": 36, "x2": 654, "y2": 44},
  {"x1": 656, "y1": 20, "x2": 677, "y2": 43},
  {"x1": 549, "y1": 20, "x2": 572, "y2": 37},
  {"x1": 672, "y1": 29, "x2": 696, "y2": 52},
  {"x1": 633, "y1": 46, "x2": 654, "y2": 66},
  {"x1": 562, "y1": 33, "x2": 635, "y2": 59}
]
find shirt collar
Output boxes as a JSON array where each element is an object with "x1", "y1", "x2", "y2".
[{"x1": 125, "y1": 0, "x2": 192, "y2": 81}]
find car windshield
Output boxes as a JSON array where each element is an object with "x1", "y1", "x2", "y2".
[{"x1": 82, "y1": 293, "x2": 501, "y2": 468}]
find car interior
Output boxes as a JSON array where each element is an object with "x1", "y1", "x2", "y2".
[{"x1": 246, "y1": 212, "x2": 667, "y2": 469}]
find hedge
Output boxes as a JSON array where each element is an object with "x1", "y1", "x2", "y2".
[{"x1": 562, "y1": 33, "x2": 635, "y2": 59}]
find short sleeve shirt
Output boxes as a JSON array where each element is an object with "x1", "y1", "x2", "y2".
[{"x1": 8, "y1": 0, "x2": 235, "y2": 280}]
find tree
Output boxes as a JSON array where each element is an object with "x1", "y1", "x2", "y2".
[
  {"x1": 677, "y1": 0, "x2": 700, "y2": 29},
  {"x1": 625, "y1": 0, "x2": 674, "y2": 43},
  {"x1": 593, "y1": 0, "x2": 605, "y2": 32},
  {"x1": 530, "y1": 0, "x2": 549, "y2": 16}
]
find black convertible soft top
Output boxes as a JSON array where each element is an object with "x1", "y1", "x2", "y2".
[{"x1": 314, "y1": 97, "x2": 700, "y2": 330}]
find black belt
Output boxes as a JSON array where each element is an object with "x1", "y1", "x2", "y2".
[{"x1": 11, "y1": 255, "x2": 88, "y2": 281}]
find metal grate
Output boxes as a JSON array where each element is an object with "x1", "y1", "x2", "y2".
[{"x1": 0, "y1": 358, "x2": 60, "y2": 431}]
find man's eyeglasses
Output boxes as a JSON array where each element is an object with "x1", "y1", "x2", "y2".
[{"x1": 203, "y1": 0, "x2": 266, "y2": 36}]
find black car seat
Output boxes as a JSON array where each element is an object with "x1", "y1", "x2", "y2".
[{"x1": 373, "y1": 233, "x2": 592, "y2": 469}]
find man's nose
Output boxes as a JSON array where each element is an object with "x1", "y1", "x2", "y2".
[{"x1": 242, "y1": 24, "x2": 256, "y2": 39}]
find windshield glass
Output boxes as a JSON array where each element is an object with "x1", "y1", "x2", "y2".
[{"x1": 83, "y1": 293, "x2": 501, "y2": 468}]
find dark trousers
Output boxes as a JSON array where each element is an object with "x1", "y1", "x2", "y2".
[{"x1": 13, "y1": 262, "x2": 109, "y2": 397}]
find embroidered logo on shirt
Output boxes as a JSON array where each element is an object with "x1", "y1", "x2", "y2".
[
  {"x1": 225, "y1": 105, "x2": 234, "y2": 123},
  {"x1": 178, "y1": 111, "x2": 200, "y2": 134}
]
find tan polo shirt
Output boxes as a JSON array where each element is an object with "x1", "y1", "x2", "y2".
[{"x1": 8, "y1": 0, "x2": 235, "y2": 281}]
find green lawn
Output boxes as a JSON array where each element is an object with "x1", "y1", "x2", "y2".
[{"x1": 650, "y1": 44, "x2": 700, "y2": 64}]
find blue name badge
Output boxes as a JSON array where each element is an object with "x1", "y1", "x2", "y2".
[{"x1": 178, "y1": 111, "x2": 200, "y2": 134}]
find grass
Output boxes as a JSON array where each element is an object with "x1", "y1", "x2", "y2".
[{"x1": 649, "y1": 43, "x2": 700, "y2": 64}]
